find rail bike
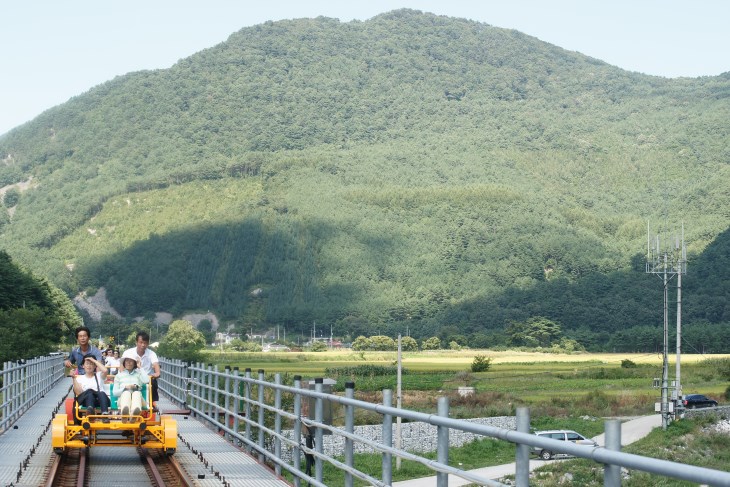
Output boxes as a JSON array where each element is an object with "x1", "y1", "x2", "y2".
[{"x1": 51, "y1": 379, "x2": 177, "y2": 454}]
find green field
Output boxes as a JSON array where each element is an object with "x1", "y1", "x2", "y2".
[
  {"x1": 200, "y1": 349, "x2": 729, "y2": 418},
  {"x1": 215, "y1": 349, "x2": 729, "y2": 486}
]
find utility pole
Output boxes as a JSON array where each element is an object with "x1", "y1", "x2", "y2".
[
  {"x1": 646, "y1": 221, "x2": 686, "y2": 430},
  {"x1": 396, "y1": 334, "x2": 402, "y2": 470},
  {"x1": 675, "y1": 224, "x2": 685, "y2": 402}
]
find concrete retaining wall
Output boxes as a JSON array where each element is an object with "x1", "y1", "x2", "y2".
[
  {"x1": 280, "y1": 416, "x2": 515, "y2": 458},
  {"x1": 683, "y1": 405, "x2": 730, "y2": 420}
]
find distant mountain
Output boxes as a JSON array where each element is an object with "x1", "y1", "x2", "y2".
[{"x1": 0, "y1": 10, "x2": 728, "y2": 349}]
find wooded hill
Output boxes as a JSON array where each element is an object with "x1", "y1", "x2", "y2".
[
  {"x1": 0, "y1": 250, "x2": 82, "y2": 362},
  {"x1": 0, "y1": 9, "x2": 728, "y2": 351}
]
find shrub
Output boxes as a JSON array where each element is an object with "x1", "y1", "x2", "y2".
[
  {"x1": 3, "y1": 188, "x2": 20, "y2": 207},
  {"x1": 621, "y1": 359, "x2": 637, "y2": 368},
  {"x1": 310, "y1": 341, "x2": 328, "y2": 352},
  {"x1": 421, "y1": 336, "x2": 441, "y2": 350},
  {"x1": 471, "y1": 354, "x2": 492, "y2": 373}
]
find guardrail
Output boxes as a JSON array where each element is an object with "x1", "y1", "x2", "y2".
[
  {"x1": 159, "y1": 358, "x2": 730, "y2": 487},
  {"x1": 0, "y1": 355, "x2": 66, "y2": 433}
]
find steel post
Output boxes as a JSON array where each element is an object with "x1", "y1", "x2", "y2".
[
  {"x1": 382, "y1": 389, "x2": 393, "y2": 486},
  {"x1": 515, "y1": 407, "x2": 530, "y2": 487},
  {"x1": 345, "y1": 381, "x2": 355, "y2": 487},
  {"x1": 436, "y1": 396, "x2": 449, "y2": 487},
  {"x1": 604, "y1": 420, "x2": 621, "y2": 487},
  {"x1": 274, "y1": 373, "x2": 282, "y2": 476},
  {"x1": 224, "y1": 366, "x2": 231, "y2": 441},
  {"x1": 292, "y1": 375, "x2": 302, "y2": 487},
  {"x1": 314, "y1": 378, "x2": 324, "y2": 483},
  {"x1": 258, "y1": 369, "x2": 266, "y2": 462},
  {"x1": 244, "y1": 368, "x2": 252, "y2": 451},
  {"x1": 233, "y1": 367, "x2": 241, "y2": 446}
]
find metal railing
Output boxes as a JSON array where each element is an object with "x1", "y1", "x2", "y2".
[
  {"x1": 159, "y1": 358, "x2": 730, "y2": 487},
  {"x1": 0, "y1": 355, "x2": 66, "y2": 433}
]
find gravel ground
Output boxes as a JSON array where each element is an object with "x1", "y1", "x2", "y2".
[{"x1": 707, "y1": 419, "x2": 730, "y2": 434}]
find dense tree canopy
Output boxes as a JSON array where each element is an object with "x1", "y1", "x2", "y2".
[
  {"x1": 0, "y1": 250, "x2": 81, "y2": 361},
  {"x1": 157, "y1": 320, "x2": 206, "y2": 362},
  {"x1": 0, "y1": 10, "x2": 728, "y2": 352}
]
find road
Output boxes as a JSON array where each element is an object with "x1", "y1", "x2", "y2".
[{"x1": 392, "y1": 415, "x2": 662, "y2": 487}]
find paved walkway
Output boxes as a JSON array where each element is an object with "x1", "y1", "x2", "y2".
[{"x1": 392, "y1": 415, "x2": 662, "y2": 487}]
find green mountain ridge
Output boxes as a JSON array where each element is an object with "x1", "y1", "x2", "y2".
[{"x1": 0, "y1": 9, "x2": 728, "y2": 349}]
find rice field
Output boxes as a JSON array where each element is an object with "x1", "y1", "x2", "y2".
[{"x1": 201, "y1": 349, "x2": 730, "y2": 414}]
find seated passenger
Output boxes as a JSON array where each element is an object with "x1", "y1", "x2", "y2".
[
  {"x1": 104, "y1": 348, "x2": 120, "y2": 376},
  {"x1": 113, "y1": 357, "x2": 149, "y2": 416},
  {"x1": 73, "y1": 354, "x2": 110, "y2": 415}
]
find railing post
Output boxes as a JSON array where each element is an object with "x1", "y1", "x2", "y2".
[
  {"x1": 188, "y1": 362, "x2": 200, "y2": 409},
  {"x1": 436, "y1": 396, "x2": 449, "y2": 487},
  {"x1": 13, "y1": 362, "x2": 21, "y2": 422},
  {"x1": 292, "y1": 375, "x2": 302, "y2": 487},
  {"x1": 382, "y1": 389, "x2": 393, "y2": 486},
  {"x1": 345, "y1": 381, "x2": 355, "y2": 487},
  {"x1": 2, "y1": 361, "x2": 8, "y2": 427},
  {"x1": 604, "y1": 419, "x2": 622, "y2": 487},
  {"x1": 515, "y1": 407, "x2": 530, "y2": 487},
  {"x1": 207, "y1": 363, "x2": 215, "y2": 419},
  {"x1": 215, "y1": 364, "x2": 221, "y2": 419},
  {"x1": 188, "y1": 363, "x2": 195, "y2": 412},
  {"x1": 232, "y1": 367, "x2": 241, "y2": 446},
  {"x1": 258, "y1": 369, "x2": 266, "y2": 462},
  {"x1": 244, "y1": 368, "x2": 252, "y2": 451},
  {"x1": 274, "y1": 373, "x2": 282, "y2": 476},
  {"x1": 314, "y1": 378, "x2": 324, "y2": 483},
  {"x1": 224, "y1": 366, "x2": 231, "y2": 440}
]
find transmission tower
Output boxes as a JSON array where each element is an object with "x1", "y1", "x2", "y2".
[{"x1": 646, "y1": 222, "x2": 686, "y2": 430}]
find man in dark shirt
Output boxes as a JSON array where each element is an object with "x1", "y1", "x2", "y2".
[{"x1": 64, "y1": 326, "x2": 103, "y2": 374}]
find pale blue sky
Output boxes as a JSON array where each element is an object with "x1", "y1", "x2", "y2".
[{"x1": 1, "y1": 0, "x2": 728, "y2": 135}]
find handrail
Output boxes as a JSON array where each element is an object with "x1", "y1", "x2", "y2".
[
  {"x1": 0, "y1": 355, "x2": 66, "y2": 433},
  {"x1": 159, "y1": 358, "x2": 730, "y2": 487}
]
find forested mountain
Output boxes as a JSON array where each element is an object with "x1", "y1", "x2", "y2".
[{"x1": 0, "y1": 10, "x2": 728, "y2": 351}]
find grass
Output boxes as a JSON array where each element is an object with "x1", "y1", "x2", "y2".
[
  {"x1": 527, "y1": 416, "x2": 730, "y2": 486},
  {"x1": 321, "y1": 437, "x2": 516, "y2": 486}
]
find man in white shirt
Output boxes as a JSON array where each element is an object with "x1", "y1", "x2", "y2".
[{"x1": 122, "y1": 331, "x2": 161, "y2": 410}]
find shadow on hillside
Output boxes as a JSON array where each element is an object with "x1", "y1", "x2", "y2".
[
  {"x1": 433, "y1": 225, "x2": 730, "y2": 351},
  {"x1": 81, "y1": 217, "x2": 383, "y2": 328},
  {"x1": 82, "y1": 215, "x2": 730, "y2": 351}
]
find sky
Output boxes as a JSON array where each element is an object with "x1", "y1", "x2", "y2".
[{"x1": 1, "y1": 0, "x2": 728, "y2": 136}]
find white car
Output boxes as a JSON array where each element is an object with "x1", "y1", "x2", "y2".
[{"x1": 532, "y1": 429, "x2": 597, "y2": 460}]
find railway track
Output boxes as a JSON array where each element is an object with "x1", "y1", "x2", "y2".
[{"x1": 45, "y1": 447, "x2": 191, "y2": 487}]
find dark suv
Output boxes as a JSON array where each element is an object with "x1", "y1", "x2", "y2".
[{"x1": 683, "y1": 394, "x2": 718, "y2": 409}]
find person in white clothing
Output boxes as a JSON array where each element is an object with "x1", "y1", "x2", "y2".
[
  {"x1": 122, "y1": 331, "x2": 161, "y2": 409},
  {"x1": 113, "y1": 357, "x2": 149, "y2": 416},
  {"x1": 72, "y1": 354, "x2": 110, "y2": 415},
  {"x1": 104, "y1": 348, "x2": 120, "y2": 375}
]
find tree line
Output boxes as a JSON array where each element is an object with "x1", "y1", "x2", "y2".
[{"x1": 0, "y1": 250, "x2": 82, "y2": 362}]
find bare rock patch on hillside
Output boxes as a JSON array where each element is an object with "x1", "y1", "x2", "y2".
[{"x1": 74, "y1": 287, "x2": 122, "y2": 321}]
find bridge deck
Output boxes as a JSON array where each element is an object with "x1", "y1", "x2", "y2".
[{"x1": 0, "y1": 377, "x2": 288, "y2": 487}]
